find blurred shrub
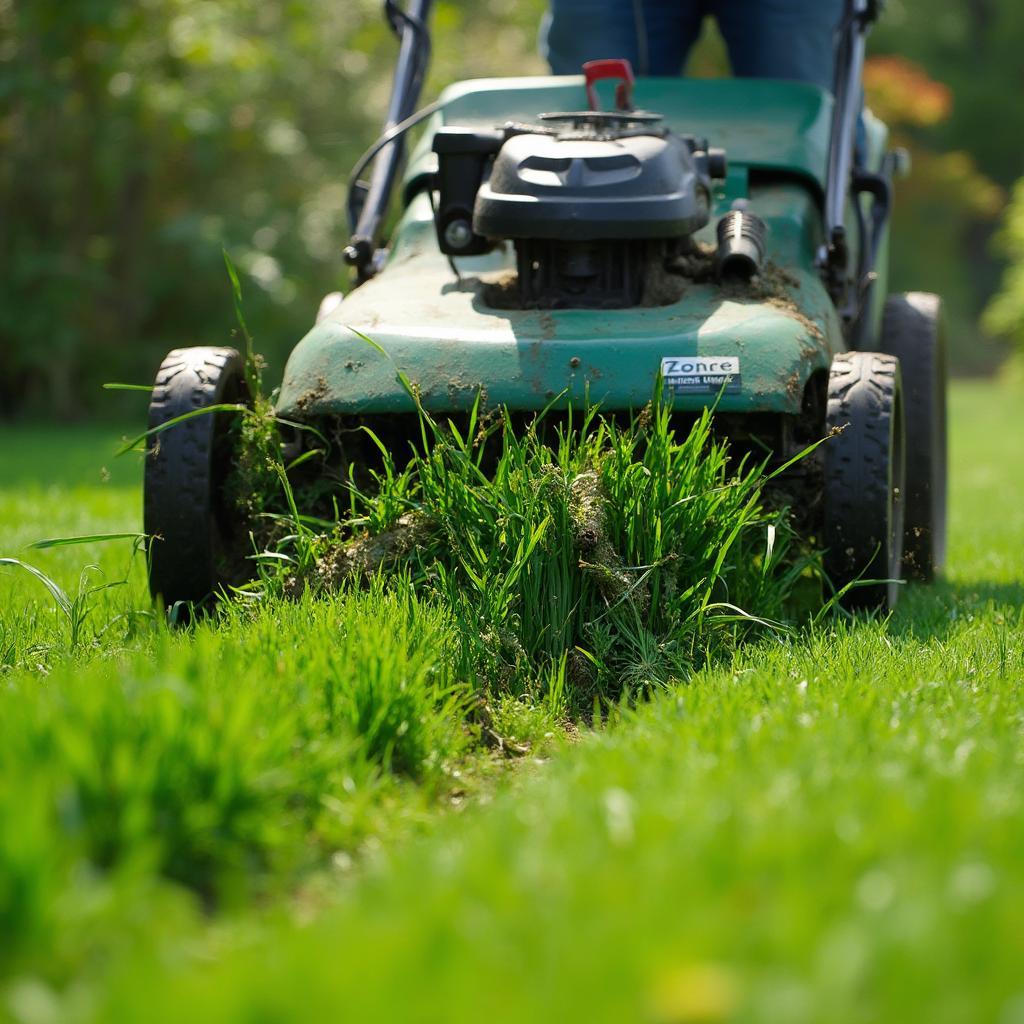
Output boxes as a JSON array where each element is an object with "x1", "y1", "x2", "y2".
[
  {"x1": 1, "y1": 1, "x2": 366, "y2": 414},
  {"x1": 983, "y1": 180, "x2": 1024, "y2": 356},
  {"x1": 0, "y1": 0, "x2": 546, "y2": 418},
  {"x1": 870, "y1": 0, "x2": 1024, "y2": 372}
]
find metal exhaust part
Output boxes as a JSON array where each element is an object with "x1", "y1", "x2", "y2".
[{"x1": 716, "y1": 201, "x2": 768, "y2": 281}]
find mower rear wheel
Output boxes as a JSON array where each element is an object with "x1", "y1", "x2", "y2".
[
  {"x1": 823, "y1": 351, "x2": 906, "y2": 611},
  {"x1": 880, "y1": 292, "x2": 948, "y2": 581},
  {"x1": 144, "y1": 346, "x2": 250, "y2": 607}
]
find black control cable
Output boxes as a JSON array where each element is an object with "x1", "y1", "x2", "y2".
[{"x1": 345, "y1": 97, "x2": 445, "y2": 233}]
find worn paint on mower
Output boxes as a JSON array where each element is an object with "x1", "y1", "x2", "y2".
[{"x1": 143, "y1": 0, "x2": 948, "y2": 613}]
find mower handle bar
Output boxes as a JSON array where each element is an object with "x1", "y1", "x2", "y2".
[
  {"x1": 821, "y1": 0, "x2": 885, "y2": 309},
  {"x1": 345, "y1": 0, "x2": 433, "y2": 279}
]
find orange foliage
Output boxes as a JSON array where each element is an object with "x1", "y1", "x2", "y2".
[
  {"x1": 864, "y1": 56, "x2": 952, "y2": 127},
  {"x1": 863, "y1": 55, "x2": 1004, "y2": 222}
]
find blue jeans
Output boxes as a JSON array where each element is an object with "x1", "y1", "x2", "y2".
[{"x1": 542, "y1": 0, "x2": 845, "y2": 92}]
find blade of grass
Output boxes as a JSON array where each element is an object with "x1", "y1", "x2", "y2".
[
  {"x1": 0, "y1": 558, "x2": 72, "y2": 617},
  {"x1": 116, "y1": 404, "x2": 247, "y2": 456},
  {"x1": 30, "y1": 533, "x2": 146, "y2": 550}
]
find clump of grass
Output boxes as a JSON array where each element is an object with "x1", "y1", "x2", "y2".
[
  {"x1": 222, "y1": 393, "x2": 286, "y2": 543},
  {"x1": 257, "y1": 395, "x2": 809, "y2": 714}
]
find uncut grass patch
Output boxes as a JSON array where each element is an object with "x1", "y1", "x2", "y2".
[
  {"x1": 0, "y1": 382, "x2": 1020, "y2": 1019},
  {"x1": 0, "y1": 391, "x2": 814, "y2": 999},
  {"x1": 258, "y1": 396, "x2": 812, "y2": 712},
  {"x1": 0, "y1": 585, "x2": 471, "y2": 985}
]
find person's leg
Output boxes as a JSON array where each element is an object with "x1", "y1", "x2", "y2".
[
  {"x1": 713, "y1": 0, "x2": 845, "y2": 90},
  {"x1": 542, "y1": 0, "x2": 705, "y2": 77}
]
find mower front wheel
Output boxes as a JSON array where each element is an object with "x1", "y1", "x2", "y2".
[
  {"x1": 144, "y1": 347, "x2": 251, "y2": 608},
  {"x1": 823, "y1": 351, "x2": 906, "y2": 612}
]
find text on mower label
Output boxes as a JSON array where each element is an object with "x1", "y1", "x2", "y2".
[{"x1": 661, "y1": 356, "x2": 741, "y2": 394}]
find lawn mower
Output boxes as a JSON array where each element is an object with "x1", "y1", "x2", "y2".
[{"x1": 144, "y1": 0, "x2": 947, "y2": 612}]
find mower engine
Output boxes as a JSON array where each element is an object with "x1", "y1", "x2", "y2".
[{"x1": 432, "y1": 108, "x2": 728, "y2": 309}]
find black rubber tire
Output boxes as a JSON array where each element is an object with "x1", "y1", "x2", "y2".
[
  {"x1": 144, "y1": 347, "x2": 249, "y2": 607},
  {"x1": 880, "y1": 292, "x2": 948, "y2": 581},
  {"x1": 823, "y1": 351, "x2": 906, "y2": 611}
]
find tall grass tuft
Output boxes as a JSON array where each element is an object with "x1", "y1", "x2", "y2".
[{"x1": 268, "y1": 394, "x2": 810, "y2": 713}]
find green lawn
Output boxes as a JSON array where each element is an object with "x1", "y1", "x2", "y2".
[{"x1": 1, "y1": 380, "x2": 1022, "y2": 1022}]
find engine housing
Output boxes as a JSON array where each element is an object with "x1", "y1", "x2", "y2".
[{"x1": 432, "y1": 111, "x2": 725, "y2": 309}]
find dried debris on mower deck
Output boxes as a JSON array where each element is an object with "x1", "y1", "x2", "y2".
[
  {"x1": 711, "y1": 257, "x2": 823, "y2": 342},
  {"x1": 738, "y1": 264, "x2": 824, "y2": 343},
  {"x1": 478, "y1": 243, "x2": 820, "y2": 334}
]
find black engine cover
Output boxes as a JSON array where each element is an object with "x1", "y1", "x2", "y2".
[
  {"x1": 432, "y1": 111, "x2": 725, "y2": 309},
  {"x1": 474, "y1": 129, "x2": 712, "y2": 241}
]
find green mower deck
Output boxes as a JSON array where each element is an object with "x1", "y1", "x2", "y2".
[{"x1": 277, "y1": 77, "x2": 884, "y2": 420}]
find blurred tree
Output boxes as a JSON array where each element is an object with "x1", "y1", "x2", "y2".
[
  {"x1": 871, "y1": 0, "x2": 1024, "y2": 191},
  {"x1": 870, "y1": 0, "x2": 1023, "y2": 371},
  {"x1": 863, "y1": 55, "x2": 1004, "y2": 373},
  {"x1": 1, "y1": 0, "x2": 366, "y2": 414},
  {"x1": 0, "y1": 0, "x2": 546, "y2": 417},
  {"x1": 983, "y1": 180, "x2": 1024, "y2": 355}
]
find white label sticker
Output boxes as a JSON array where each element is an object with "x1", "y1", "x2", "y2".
[{"x1": 661, "y1": 356, "x2": 741, "y2": 394}]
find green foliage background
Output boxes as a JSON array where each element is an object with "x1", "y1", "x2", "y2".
[{"x1": 1, "y1": 0, "x2": 1021, "y2": 417}]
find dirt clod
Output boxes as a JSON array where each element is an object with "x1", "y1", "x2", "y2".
[
  {"x1": 569, "y1": 470, "x2": 647, "y2": 612},
  {"x1": 316, "y1": 512, "x2": 436, "y2": 588},
  {"x1": 295, "y1": 375, "x2": 330, "y2": 414},
  {"x1": 720, "y1": 262, "x2": 823, "y2": 342}
]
